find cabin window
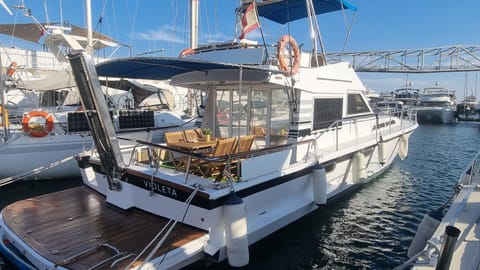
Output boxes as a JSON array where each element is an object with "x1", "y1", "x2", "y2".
[
  {"x1": 313, "y1": 98, "x2": 343, "y2": 130},
  {"x1": 215, "y1": 88, "x2": 289, "y2": 148},
  {"x1": 347, "y1": 93, "x2": 370, "y2": 115}
]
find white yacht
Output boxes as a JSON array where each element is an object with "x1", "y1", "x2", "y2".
[
  {"x1": 0, "y1": 0, "x2": 418, "y2": 269},
  {"x1": 416, "y1": 85, "x2": 457, "y2": 124},
  {"x1": 0, "y1": 9, "x2": 194, "y2": 181}
]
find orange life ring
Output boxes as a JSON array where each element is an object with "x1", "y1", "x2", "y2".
[
  {"x1": 6, "y1": 61, "x2": 17, "y2": 77},
  {"x1": 277, "y1": 35, "x2": 300, "y2": 76},
  {"x1": 22, "y1": 111, "x2": 54, "y2": 137},
  {"x1": 179, "y1": 48, "x2": 195, "y2": 58}
]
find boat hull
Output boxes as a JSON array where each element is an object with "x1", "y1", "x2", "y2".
[
  {"x1": 0, "y1": 130, "x2": 412, "y2": 269},
  {"x1": 416, "y1": 107, "x2": 457, "y2": 124}
]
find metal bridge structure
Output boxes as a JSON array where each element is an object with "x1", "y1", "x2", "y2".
[{"x1": 326, "y1": 45, "x2": 480, "y2": 73}]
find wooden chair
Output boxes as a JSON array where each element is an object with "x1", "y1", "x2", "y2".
[
  {"x1": 251, "y1": 126, "x2": 266, "y2": 148},
  {"x1": 231, "y1": 135, "x2": 255, "y2": 177},
  {"x1": 164, "y1": 131, "x2": 186, "y2": 169},
  {"x1": 184, "y1": 128, "x2": 203, "y2": 141},
  {"x1": 233, "y1": 135, "x2": 255, "y2": 154},
  {"x1": 195, "y1": 138, "x2": 236, "y2": 180}
]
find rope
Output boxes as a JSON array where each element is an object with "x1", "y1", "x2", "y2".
[
  {"x1": 0, "y1": 155, "x2": 76, "y2": 186},
  {"x1": 124, "y1": 185, "x2": 201, "y2": 270},
  {"x1": 393, "y1": 240, "x2": 440, "y2": 270}
]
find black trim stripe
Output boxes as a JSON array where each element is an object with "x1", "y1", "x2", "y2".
[{"x1": 87, "y1": 161, "x2": 313, "y2": 210}]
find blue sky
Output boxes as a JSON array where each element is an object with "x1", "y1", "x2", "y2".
[{"x1": 1, "y1": 0, "x2": 479, "y2": 99}]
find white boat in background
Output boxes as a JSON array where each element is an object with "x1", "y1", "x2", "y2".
[
  {"x1": 393, "y1": 85, "x2": 420, "y2": 108},
  {"x1": 0, "y1": 3, "x2": 194, "y2": 182},
  {"x1": 416, "y1": 85, "x2": 457, "y2": 124},
  {"x1": 0, "y1": 0, "x2": 418, "y2": 269},
  {"x1": 397, "y1": 150, "x2": 480, "y2": 270}
]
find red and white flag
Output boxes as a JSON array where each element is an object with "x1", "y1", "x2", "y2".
[{"x1": 239, "y1": 2, "x2": 260, "y2": 39}]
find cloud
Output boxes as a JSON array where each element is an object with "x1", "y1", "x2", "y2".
[{"x1": 134, "y1": 25, "x2": 185, "y2": 44}]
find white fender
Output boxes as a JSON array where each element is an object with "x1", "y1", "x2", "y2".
[
  {"x1": 407, "y1": 208, "x2": 443, "y2": 258},
  {"x1": 312, "y1": 164, "x2": 327, "y2": 205},
  {"x1": 378, "y1": 141, "x2": 386, "y2": 165},
  {"x1": 223, "y1": 192, "x2": 249, "y2": 267},
  {"x1": 352, "y1": 152, "x2": 366, "y2": 183},
  {"x1": 398, "y1": 134, "x2": 409, "y2": 160}
]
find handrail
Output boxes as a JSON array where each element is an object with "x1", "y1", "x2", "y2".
[{"x1": 118, "y1": 136, "x2": 316, "y2": 165}]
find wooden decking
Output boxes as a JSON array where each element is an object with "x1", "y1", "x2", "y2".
[{"x1": 2, "y1": 186, "x2": 207, "y2": 269}]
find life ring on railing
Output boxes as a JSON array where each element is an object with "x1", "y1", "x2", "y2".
[
  {"x1": 22, "y1": 111, "x2": 54, "y2": 137},
  {"x1": 277, "y1": 35, "x2": 300, "y2": 76},
  {"x1": 6, "y1": 61, "x2": 17, "y2": 77},
  {"x1": 179, "y1": 48, "x2": 195, "y2": 58}
]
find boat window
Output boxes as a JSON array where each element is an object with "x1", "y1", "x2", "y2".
[
  {"x1": 313, "y1": 98, "x2": 343, "y2": 130},
  {"x1": 39, "y1": 90, "x2": 71, "y2": 107},
  {"x1": 215, "y1": 88, "x2": 289, "y2": 148},
  {"x1": 347, "y1": 93, "x2": 370, "y2": 115}
]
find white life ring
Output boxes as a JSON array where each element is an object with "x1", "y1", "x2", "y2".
[{"x1": 398, "y1": 134, "x2": 409, "y2": 160}]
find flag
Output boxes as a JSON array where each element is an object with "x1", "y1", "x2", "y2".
[{"x1": 239, "y1": 2, "x2": 259, "y2": 39}]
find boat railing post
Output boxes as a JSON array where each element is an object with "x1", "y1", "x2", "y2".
[
  {"x1": 435, "y1": 225, "x2": 461, "y2": 270},
  {"x1": 335, "y1": 121, "x2": 339, "y2": 151}
]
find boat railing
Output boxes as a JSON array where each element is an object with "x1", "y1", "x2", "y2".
[
  {"x1": 314, "y1": 108, "x2": 416, "y2": 151},
  {"x1": 188, "y1": 40, "x2": 326, "y2": 69},
  {"x1": 117, "y1": 136, "x2": 317, "y2": 184}
]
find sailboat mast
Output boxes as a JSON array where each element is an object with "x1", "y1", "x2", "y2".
[
  {"x1": 187, "y1": 0, "x2": 199, "y2": 117},
  {"x1": 85, "y1": 0, "x2": 93, "y2": 53},
  {"x1": 190, "y1": 0, "x2": 199, "y2": 49}
]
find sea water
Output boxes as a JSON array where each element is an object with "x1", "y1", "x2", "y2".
[{"x1": 1, "y1": 123, "x2": 480, "y2": 269}]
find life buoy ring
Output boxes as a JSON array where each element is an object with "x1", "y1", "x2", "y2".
[
  {"x1": 179, "y1": 48, "x2": 194, "y2": 58},
  {"x1": 398, "y1": 134, "x2": 409, "y2": 160},
  {"x1": 22, "y1": 111, "x2": 54, "y2": 137},
  {"x1": 6, "y1": 61, "x2": 17, "y2": 77},
  {"x1": 277, "y1": 35, "x2": 300, "y2": 76}
]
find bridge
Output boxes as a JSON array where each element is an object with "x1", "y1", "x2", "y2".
[{"x1": 326, "y1": 45, "x2": 480, "y2": 73}]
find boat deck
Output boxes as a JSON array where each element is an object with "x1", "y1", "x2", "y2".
[{"x1": 2, "y1": 186, "x2": 207, "y2": 269}]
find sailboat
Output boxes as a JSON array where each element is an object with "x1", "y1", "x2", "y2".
[
  {"x1": 0, "y1": 0, "x2": 418, "y2": 269},
  {"x1": 0, "y1": 1, "x2": 193, "y2": 181}
]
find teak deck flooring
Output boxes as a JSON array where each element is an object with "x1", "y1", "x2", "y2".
[{"x1": 2, "y1": 186, "x2": 206, "y2": 269}]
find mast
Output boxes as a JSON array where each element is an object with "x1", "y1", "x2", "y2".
[
  {"x1": 187, "y1": 0, "x2": 199, "y2": 117},
  {"x1": 85, "y1": 0, "x2": 94, "y2": 54},
  {"x1": 190, "y1": 0, "x2": 199, "y2": 49}
]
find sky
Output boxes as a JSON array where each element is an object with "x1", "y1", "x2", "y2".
[{"x1": 1, "y1": 0, "x2": 479, "y2": 100}]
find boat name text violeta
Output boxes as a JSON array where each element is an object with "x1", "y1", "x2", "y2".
[{"x1": 143, "y1": 180, "x2": 178, "y2": 197}]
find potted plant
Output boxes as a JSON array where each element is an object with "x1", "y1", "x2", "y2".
[{"x1": 203, "y1": 128, "x2": 212, "y2": 141}]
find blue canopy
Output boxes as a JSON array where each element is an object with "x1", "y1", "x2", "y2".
[
  {"x1": 95, "y1": 57, "x2": 266, "y2": 80},
  {"x1": 256, "y1": 0, "x2": 357, "y2": 24}
]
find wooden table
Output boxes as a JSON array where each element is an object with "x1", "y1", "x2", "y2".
[
  {"x1": 167, "y1": 139, "x2": 218, "y2": 174},
  {"x1": 168, "y1": 139, "x2": 217, "y2": 152}
]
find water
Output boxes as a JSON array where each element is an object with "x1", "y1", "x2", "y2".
[{"x1": 1, "y1": 123, "x2": 480, "y2": 269}]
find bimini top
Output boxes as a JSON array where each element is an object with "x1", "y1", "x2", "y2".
[
  {"x1": 95, "y1": 57, "x2": 271, "y2": 80},
  {"x1": 256, "y1": 0, "x2": 357, "y2": 24}
]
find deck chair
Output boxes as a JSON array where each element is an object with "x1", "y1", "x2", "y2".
[
  {"x1": 184, "y1": 128, "x2": 203, "y2": 141},
  {"x1": 164, "y1": 131, "x2": 186, "y2": 169},
  {"x1": 196, "y1": 138, "x2": 236, "y2": 180},
  {"x1": 234, "y1": 135, "x2": 255, "y2": 154},
  {"x1": 231, "y1": 135, "x2": 255, "y2": 176},
  {"x1": 251, "y1": 126, "x2": 266, "y2": 148}
]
